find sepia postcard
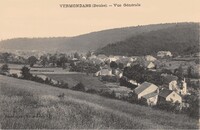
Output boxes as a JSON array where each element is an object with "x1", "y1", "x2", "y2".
[{"x1": 0, "y1": 0, "x2": 199, "y2": 129}]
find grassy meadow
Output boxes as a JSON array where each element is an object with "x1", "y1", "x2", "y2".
[
  {"x1": 0, "y1": 75, "x2": 199, "y2": 129},
  {"x1": 44, "y1": 73, "x2": 107, "y2": 90}
]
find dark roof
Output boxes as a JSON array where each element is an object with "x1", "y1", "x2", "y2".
[
  {"x1": 142, "y1": 92, "x2": 158, "y2": 99},
  {"x1": 159, "y1": 89, "x2": 173, "y2": 98},
  {"x1": 162, "y1": 74, "x2": 178, "y2": 84},
  {"x1": 134, "y1": 82, "x2": 157, "y2": 94}
]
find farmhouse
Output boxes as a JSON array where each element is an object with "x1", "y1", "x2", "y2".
[
  {"x1": 107, "y1": 55, "x2": 118, "y2": 63},
  {"x1": 89, "y1": 55, "x2": 97, "y2": 59},
  {"x1": 141, "y1": 92, "x2": 158, "y2": 106},
  {"x1": 133, "y1": 82, "x2": 159, "y2": 99},
  {"x1": 95, "y1": 68, "x2": 113, "y2": 76},
  {"x1": 145, "y1": 55, "x2": 157, "y2": 62},
  {"x1": 89, "y1": 58, "x2": 103, "y2": 65},
  {"x1": 115, "y1": 57, "x2": 131, "y2": 66},
  {"x1": 158, "y1": 89, "x2": 182, "y2": 103},
  {"x1": 157, "y1": 51, "x2": 172, "y2": 58},
  {"x1": 143, "y1": 61, "x2": 156, "y2": 69},
  {"x1": 96, "y1": 54, "x2": 108, "y2": 61}
]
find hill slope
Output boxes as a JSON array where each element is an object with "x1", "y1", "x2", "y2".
[
  {"x1": 0, "y1": 75, "x2": 198, "y2": 129},
  {"x1": 96, "y1": 22, "x2": 199, "y2": 56},
  {"x1": 0, "y1": 23, "x2": 182, "y2": 53}
]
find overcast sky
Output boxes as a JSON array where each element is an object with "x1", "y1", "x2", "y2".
[{"x1": 0, "y1": 0, "x2": 199, "y2": 40}]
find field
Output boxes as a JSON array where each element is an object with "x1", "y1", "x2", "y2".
[
  {"x1": 0, "y1": 75, "x2": 198, "y2": 129},
  {"x1": 44, "y1": 73, "x2": 107, "y2": 90}
]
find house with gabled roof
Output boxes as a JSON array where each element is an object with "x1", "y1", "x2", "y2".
[
  {"x1": 145, "y1": 55, "x2": 157, "y2": 62},
  {"x1": 143, "y1": 61, "x2": 156, "y2": 69},
  {"x1": 158, "y1": 89, "x2": 182, "y2": 103},
  {"x1": 157, "y1": 51, "x2": 172, "y2": 58},
  {"x1": 133, "y1": 82, "x2": 159, "y2": 99},
  {"x1": 96, "y1": 54, "x2": 108, "y2": 61},
  {"x1": 95, "y1": 68, "x2": 113, "y2": 77}
]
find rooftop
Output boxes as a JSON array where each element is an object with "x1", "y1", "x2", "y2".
[
  {"x1": 159, "y1": 89, "x2": 173, "y2": 98},
  {"x1": 142, "y1": 92, "x2": 158, "y2": 99},
  {"x1": 134, "y1": 82, "x2": 158, "y2": 94}
]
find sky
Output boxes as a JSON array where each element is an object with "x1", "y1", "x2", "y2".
[{"x1": 0, "y1": 0, "x2": 199, "y2": 40}]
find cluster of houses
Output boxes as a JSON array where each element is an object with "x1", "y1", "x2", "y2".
[
  {"x1": 108, "y1": 74, "x2": 189, "y2": 107},
  {"x1": 92, "y1": 51, "x2": 199, "y2": 78},
  {"x1": 133, "y1": 73, "x2": 188, "y2": 106},
  {"x1": 88, "y1": 51, "x2": 193, "y2": 108},
  {"x1": 91, "y1": 51, "x2": 174, "y2": 74}
]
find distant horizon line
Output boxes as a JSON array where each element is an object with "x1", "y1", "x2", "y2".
[{"x1": 0, "y1": 21, "x2": 198, "y2": 41}]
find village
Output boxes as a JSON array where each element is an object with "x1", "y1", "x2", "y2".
[{"x1": 0, "y1": 50, "x2": 199, "y2": 115}]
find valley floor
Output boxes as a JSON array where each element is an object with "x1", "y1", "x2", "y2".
[{"x1": 0, "y1": 75, "x2": 198, "y2": 129}]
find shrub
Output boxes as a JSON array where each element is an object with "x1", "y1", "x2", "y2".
[
  {"x1": 156, "y1": 101, "x2": 181, "y2": 113},
  {"x1": 44, "y1": 77, "x2": 51, "y2": 84},
  {"x1": 86, "y1": 89, "x2": 98, "y2": 94},
  {"x1": 21, "y1": 66, "x2": 33, "y2": 80},
  {"x1": 10, "y1": 73, "x2": 18, "y2": 78},
  {"x1": 185, "y1": 95, "x2": 199, "y2": 119},
  {"x1": 100, "y1": 90, "x2": 116, "y2": 99},
  {"x1": 58, "y1": 93, "x2": 65, "y2": 99},
  {"x1": 72, "y1": 82, "x2": 85, "y2": 92},
  {"x1": 60, "y1": 83, "x2": 69, "y2": 89},
  {"x1": 119, "y1": 77, "x2": 137, "y2": 90},
  {"x1": 32, "y1": 76, "x2": 45, "y2": 83},
  {"x1": 1, "y1": 64, "x2": 9, "y2": 72}
]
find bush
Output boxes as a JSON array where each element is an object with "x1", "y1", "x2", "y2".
[
  {"x1": 60, "y1": 82, "x2": 69, "y2": 89},
  {"x1": 32, "y1": 76, "x2": 45, "y2": 83},
  {"x1": 119, "y1": 77, "x2": 137, "y2": 90},
  {"x1": 156, "y1": 101, "x2": 181, "y2": 113},
  {"x1": 10, "y1": 73, "x2": 18, "y2": 78},
  {"x1": 1, "y1": 64, "x2": 9, "y2": 72},
  {"x1": 44, "y1": 77, "x2": 52, "y2": 84},
  {"x1": 185, "y1": 95, "x2": 199, "y2": 119},
  {"x1": 100, "y1": 90, "x2": 116, "y2": 99},
  {"x1": 86, "y1": 89, "x2": 98, "y2": 94},
  {"x1": 72, "y1": 82, "x2": 85, "y2": 92},
  {"x1": 21, "y1": 66, "x2": 33, "y2": 80}
]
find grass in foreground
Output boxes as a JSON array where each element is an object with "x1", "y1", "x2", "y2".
[{"x1": 0, "y1": 75, "x2": 198, "y2": 129}]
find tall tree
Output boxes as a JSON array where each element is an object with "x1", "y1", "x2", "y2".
[
  {"x1": 2, "y1": 52, "x2": 11, "y2": 63},
  {"x1": 110, "y1": 61, "x2": 118, "y2": 69},
  {"x1": 21, "y1": 66, "x2": 32, "y2": 79},
  {"x1": 175, "y1": 65, "x2": 184, "y2": 80},
  {"x1": 1, "y1": 64, "x2": 9, "y2": 73},
  {"x1": 49, "y1": 55, "x2": 57, "y2": 67},
  {"x1": 40, "y1": 55, "x2": 48, "y2": 67},
  {"x1": 118, "y1": 62, "x2": 124, "y2": 70},
  {"x1": 27, "y1": 56, "x2": 38, "y2": 67},
  {"x1": 74, "y1": 52, "x2": 80, "y2": 59},
  {"x1": 123, "y1": 64, "x2": 145, "y2": 85},
  {"x1": 187, "y1": 66, "x2": 194, "y2": 78},
  {"x1": 86, "y1": 51, "x2": 92, "y2": 59}
]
